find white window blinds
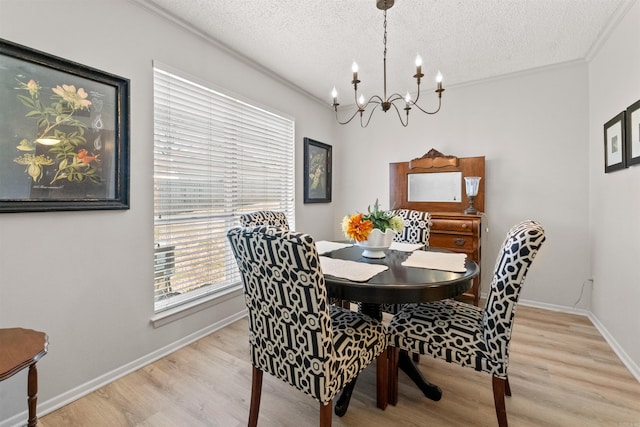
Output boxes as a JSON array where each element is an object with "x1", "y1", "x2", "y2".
[{"x1": 153, "y1": 63, "x2": 295, "y2": 313}]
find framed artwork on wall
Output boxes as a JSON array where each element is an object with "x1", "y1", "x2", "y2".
[
  {"x1": 603, "y1": 112, "x2": 626, "y2": 173},
  {"x1": 625, "y1": 99, "x2": 640, "y2": 166},
  {"x1": 303, "y1": 137, "x2": 332, "y2": 203},
  {"x1": 0, "y1": 38, "x2": 130, "y2": 212}
]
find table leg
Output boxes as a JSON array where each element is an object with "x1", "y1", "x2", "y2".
[
  {"x1": 27, "y1": 363, "x2": 38, "y2": 427},
  {"x1": 398, "y1": 350, "x2": 442, "y2": 401}
]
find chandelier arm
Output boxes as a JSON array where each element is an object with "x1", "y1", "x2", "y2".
[
  {"x1": 353, "y1": 86, "x2": 365, "y2": 105},
  {"x1": 411, "y1": 96, "x2": 443, "y2": 115},
  {"x1": 413, "y1": 81, "x2": 422, "y2": 104},
  {"x1": 364, "y1": 94, "x2": 384, "y2": 107},
  {"x1": 334, "y1": 107, "x2": 362, "y2": 125},
  {"x1": 360, "y1": 104, "x2": 379, "y2": 128},
  {"x1": 390, "y1": 102, "x2": 409, "y2": 127},
  {"x1": 386, "y1": 93, "x2": 406, "y2": 103}
]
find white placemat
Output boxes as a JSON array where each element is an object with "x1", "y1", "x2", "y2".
[
  {"x1": 319, "y1": 256, "x2": 388, "y2": 282},
  {"x1": 389, "y1": 242, "x2": 424, "y2": 252},
  {"x1": 315, "y1": 240, "x2": 353, "y2": 255},
  {"x1": 401, "y1": 251, "x2": 467, "y2": 272}
]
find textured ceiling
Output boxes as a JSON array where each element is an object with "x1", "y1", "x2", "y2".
[{"x1": 137, "y1": 0, "x2": 630, "y2": 106}]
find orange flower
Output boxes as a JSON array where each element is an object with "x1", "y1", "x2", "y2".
[{"x1": 342, "y1": 213, "x2": 374, "y2": 242}]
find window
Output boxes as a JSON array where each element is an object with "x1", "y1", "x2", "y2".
[{"x1": 153, "y1": 63, "x2": 295, "y2": 313}]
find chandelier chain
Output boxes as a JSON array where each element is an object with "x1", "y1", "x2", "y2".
[{"x1": 383, "y1": 9, "x2": 387, "y2": 61}]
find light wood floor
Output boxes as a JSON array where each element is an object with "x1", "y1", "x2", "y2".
[{"x1": 39, "y1": 305, "x2": 640, "y2": 427}]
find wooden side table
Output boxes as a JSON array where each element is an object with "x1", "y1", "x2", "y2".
[{"x1": 0, "y1": 328, "x2": 48, "y2": 427}]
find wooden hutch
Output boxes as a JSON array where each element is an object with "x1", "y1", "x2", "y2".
[{"x1": 390, "y1": 149, "x2": 485, "y2": 305}]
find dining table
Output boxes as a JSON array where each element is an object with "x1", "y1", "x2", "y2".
[{"x1": 319, "y1": 243, "x2": 480, "y2": 416}]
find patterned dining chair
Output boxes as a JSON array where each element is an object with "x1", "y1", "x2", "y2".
[
  {"x1": 391, "y1": 209, "x2": 431, "y2": 245},
  {"x1": 227, "y1": 226, "x2": 388, "y2": 427},
  {"x1": 387, "y1": 220, "x2": 545, "y2": 427},
  {"x1": 239, "y1": 210, "x2": 290, "y2": 229},
  {"x1": 380, "y1": 209, "x2": 432, "y2": 315}
]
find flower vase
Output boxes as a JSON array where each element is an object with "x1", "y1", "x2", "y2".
[{"x1": 356, "y1": 228, "x2": 396, "y2": 258}]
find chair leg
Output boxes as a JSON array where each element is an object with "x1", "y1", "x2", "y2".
[
  {"x1": 492, "y1": 376, "x2": 508, "y2": 427},
  {"x1": 387, "y1": 347, "x2": 399, "y2": 406},
  {"x1": 248, "y1": 366, "x2": 263, "y2": 427},
  {"x1": 376, "y1": 348, "x2": 388, "y2": 410},
  {"x1": 505, "y1": 376, "x2": 512, "y2": 396},
  {"x1": 320, "y1": 401, "x2": 332, "y2": 427}
]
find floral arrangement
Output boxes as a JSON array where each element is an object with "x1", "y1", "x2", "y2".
[{"x1": 342, "y1": 199, "x2": 404, "y2": 242}]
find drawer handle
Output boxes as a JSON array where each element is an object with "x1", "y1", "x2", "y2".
[
  {"x1": 454, "y1": 238, "x2": 466, "y2": 247},
  {"x1": 461, "y1": 223, "x2": 468, "y2": 229}
]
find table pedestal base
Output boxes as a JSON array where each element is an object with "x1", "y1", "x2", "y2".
[
  {"x1": 334, "y1": 375, "x2": 357, "y2": 417},
  {"x1": 335, "y1": 304, "x2": 441, "y2": 417},
  {"x1": 398, "y1": 350, "x2": 442, "y2": 401}
]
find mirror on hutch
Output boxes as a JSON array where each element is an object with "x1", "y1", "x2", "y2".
[{"x1": 390, "y1": 149, "x2": 485, "y2": 305}]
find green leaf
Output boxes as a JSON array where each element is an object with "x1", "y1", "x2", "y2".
[{"x1": 17, "y1": 94, "x2": 35, "y2": 108}]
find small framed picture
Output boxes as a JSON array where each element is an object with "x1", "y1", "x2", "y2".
[
  {"x1": 603, "y1": 112, "x2": 626, "y2": 173},
  {"x1": 625, "y1": 99, "x2": 640, "y2": 166},
  {"x1": 303, "y1": 137, "x2": 332, "y2": 203}
]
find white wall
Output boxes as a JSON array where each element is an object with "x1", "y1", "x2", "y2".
[
  {"x1": 335, "y1": 63, "x2": 592, "y2": 308},
  {"x1": 0, "y1": 0, "x2": 335, "y2": 424},
  {"x1": 588, "y1": 0, "x2": 640, "y2": 370}
]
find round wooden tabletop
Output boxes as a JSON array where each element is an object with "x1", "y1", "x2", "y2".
[
  {"x1": 323, "y1": 246, "x2": 479, "y2": 304},
  {"x1": 0, "y1": 328, "x2": 48, "y2": 381}
]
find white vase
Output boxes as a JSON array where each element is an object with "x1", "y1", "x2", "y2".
[{"x1": 356, "y1": 228, "x2": 396, "y2": 258}]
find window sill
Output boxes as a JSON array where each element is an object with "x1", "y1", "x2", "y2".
[{"x1": 151, "y1": 286, "x2": 243, "y2": 328}]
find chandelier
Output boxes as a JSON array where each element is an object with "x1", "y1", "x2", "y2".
[{"x1": 331, "y1": 0, "x2": 444, "y2": 127}]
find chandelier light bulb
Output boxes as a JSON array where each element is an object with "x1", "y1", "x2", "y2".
[
  {"x1": 331, "y1": 87, "x2": 338, "y2": 98},
  {"x1": 436, "y1": 71, "x2": 443, "y2": 83},
  {"x1": 415, "y1": 55, "x2": 422, "y2": 67},
  {"x1": 351, "y1": 61, "x2": 359, "y2": 83},
  {"x1": 358, "y1": 94, "x2": 365, "y2": 107},
  {"x1": 405, "y1": 92, "x2": 411, "y2": 102}
]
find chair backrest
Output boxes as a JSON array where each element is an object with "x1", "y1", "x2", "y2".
[
  {"x1": 482, "y1": 220, "x2": 545, "y2": 364},
  {"x1": 239, "y1": 211, "x2": 290, "y2": 229},
  {"x1": 227, "y1": 226, "x2": 333, "y2": 401},
  {"x1": 392, "y1": 209, "x2": 431, "y2": 245}
]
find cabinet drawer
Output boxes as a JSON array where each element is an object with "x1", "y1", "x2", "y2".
[
  {"x1": 431, "y1": 218, "x2": 474, "y2": 234},
  {"x1": 430, "y1": 233, "x2": 474, "y2": 251}
]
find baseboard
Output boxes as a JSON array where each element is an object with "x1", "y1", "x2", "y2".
[
  {"x1": 586, "y1": 312, "x2": 640, "y2": 383},
  {"x1": 517, "y1": 297, "x2": 640, "y2": 384},
  {"x1": 517, "y1": 297, "x2": 591, "y2": 317},
  {"x1": 0, "y1": 310, "x2": 247, "y2": 427}
]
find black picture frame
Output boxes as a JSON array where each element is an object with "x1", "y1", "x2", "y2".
[
  {"x1": 0, "y1": 38, "x2": 130, "y2": 212},
  {"x1": 625, "y1": 99, "x2": 640, "y2": 167},
  {"x1": 303, "y1": 137, "x2": 332, "y2": 203},
  {"x1": 603, "y1": 112, "x2": 626, "y2": 173}
]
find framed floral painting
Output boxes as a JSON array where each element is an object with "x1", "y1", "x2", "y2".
[
  {"x1": 603, "y1": 112, "x2": 626, "y2": 173},
  {"x1": 0, "y1": 39, "x2": 129, "y2": 212},
  {"x1": 303, "y1": 137, "x2": 332, "y2": 203}
]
